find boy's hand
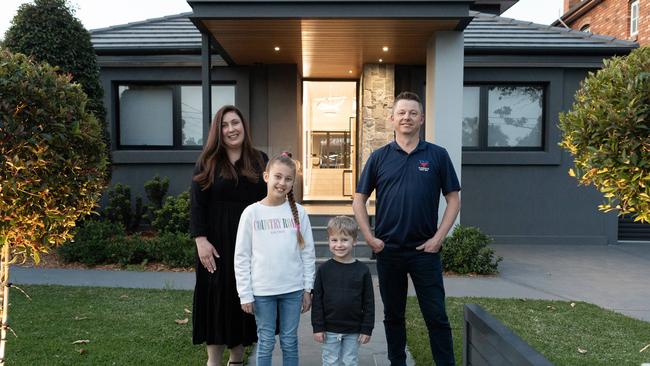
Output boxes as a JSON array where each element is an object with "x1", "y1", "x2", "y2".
[
  {"x1": 241, "y1": 302, "x2": 254, "y2": 314},
  {"x1": 358, "y1": 334, "x2": 371, "y2": 344},
  {"x1": 301, "y1": 291, "x2": 312, "y2": 313},
  {"x1": 313, "y1": 332, "x2": 324, "y2": 343}
]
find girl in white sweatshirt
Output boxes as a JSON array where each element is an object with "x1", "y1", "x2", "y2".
[{"x1": 234, "y1": 152, "x2": 315, "y2": 366}]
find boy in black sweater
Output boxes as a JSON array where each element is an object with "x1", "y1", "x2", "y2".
[{"x1": 312, "y1": 216, "x2": 374, "y2": 366}]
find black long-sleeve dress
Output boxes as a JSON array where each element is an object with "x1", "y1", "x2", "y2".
[{"x1": 190, "y1": 152, "x2": 267, "y2": 347}]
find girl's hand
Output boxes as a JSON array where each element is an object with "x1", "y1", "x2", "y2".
[
  {"x1": 196, "y1": 237, "x2": 219, "y2": 273},
  {"x1": 241, "y1": 302, "x2": 254, "y2": 314},
  {"x1": 301, "y1": 291, "x2": 312, "y2": 313},
  {"x1": 313, "y1": 332, "x2": 324, "y2": 343},
  {"x1": 358, "y1": 334, "x2": 371, "y2": 344}
]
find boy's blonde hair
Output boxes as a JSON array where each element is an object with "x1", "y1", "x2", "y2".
[{"x1": 327, "y1": 216, "x2": 358, "y2": 240}]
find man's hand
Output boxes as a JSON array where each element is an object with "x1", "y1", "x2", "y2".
[
  {"x1": 241, "y1": 302, "x2": 254, "y2": 314},
  {"x1": 358, "y1": 334, "x2": 371, "y2": 344},
  {"x1": 367, "y1": 237, "x2": 385, "y2": 253},
  {"x1": 313, "y1": 332, "x2": 324, "y2": 343},
  {"x1": 415, "y1": 236, "x2": 443, "y2": 253},
  {"x1": 301, "y1": 291, "x2": 312, "y2": 313},
  {"x1": 196, "y1": 237, "x2": 219, "y2": 273}
]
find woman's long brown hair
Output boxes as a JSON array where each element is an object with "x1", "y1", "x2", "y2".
[
  {"x1": 193, "y1": 105, "x2": 263, "y2": 190},
  {"x1": 266, "y1": 152, "x2": 305, "y2": 249}
]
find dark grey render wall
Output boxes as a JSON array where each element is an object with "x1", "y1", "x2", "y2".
[
  {"x1": 100, "y1": 66, "x2": 250, "y2": 199},
  {"x1": 100, "y1": 64, "x2": 301, "y2": 202},
  {"x1": 460, "y1": 67, "x2": 618, "y2": 245},
  {"x1": 398, "y1": 65, "x2": 617, "y2": 245}
]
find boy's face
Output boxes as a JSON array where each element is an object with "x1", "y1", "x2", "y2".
[{"x1": 328, "y1": 232, "x2": 356, "y2": 262}]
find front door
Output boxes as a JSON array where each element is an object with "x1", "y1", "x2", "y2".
[{"x1": 302, "y1": 81, "x2": 357, "y2": 201}]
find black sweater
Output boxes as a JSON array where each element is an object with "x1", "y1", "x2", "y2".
[{"x1": 311, "y1": 259, "x2": 374, "y2": 335}]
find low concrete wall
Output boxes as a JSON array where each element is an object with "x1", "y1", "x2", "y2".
[{"x1": 463, "y1": 304, "x2": 553, "y2": 366}]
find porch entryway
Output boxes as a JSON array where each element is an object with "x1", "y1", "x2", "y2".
[{"x1": 302, "y1": 81, "x2": 357, "y2": 202}]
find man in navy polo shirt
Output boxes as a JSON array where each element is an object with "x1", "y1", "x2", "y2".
[{"x1": 353, "y1": 91, "x2": 460, "y2": 366}]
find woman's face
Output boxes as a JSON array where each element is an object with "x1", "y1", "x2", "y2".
[{"x1": 220, "y1": 111, "x2": 245, "y2": 149}]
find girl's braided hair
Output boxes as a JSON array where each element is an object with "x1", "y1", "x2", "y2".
[{"x1": 266, "y1": 152, "x2": 305, "y2": 249}]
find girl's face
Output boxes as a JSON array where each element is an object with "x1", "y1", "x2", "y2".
[
  {"x1": 220, "y1": 111, "x2": 245, "y2": 149},
  {"x1": 263, "y1": 161, "x2": 295, "y2": 201}
]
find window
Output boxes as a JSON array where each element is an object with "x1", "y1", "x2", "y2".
[
  {"x1": 117, "y1": 84, "x2": 235, "y2": 148},
  {"x1": 462, "y1": 85, "x2": 545, "y2": 150},
  {"x1": 631, "y1": 0, "x2": 639, "y2": 37}
]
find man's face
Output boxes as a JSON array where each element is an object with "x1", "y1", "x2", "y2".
[{"x1": 390, "y1": 99, "x2": 423, "y2": 136}]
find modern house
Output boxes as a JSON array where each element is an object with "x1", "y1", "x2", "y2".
[
  {"x1": 555, "y1": 0, "x2": 647, "y2": 46},
  {"x1": 90, "y1": 0, "x2": 642, "y2": 245}
]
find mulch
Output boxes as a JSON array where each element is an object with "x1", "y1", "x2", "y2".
[{"x1": 17, "y1": 251, "x2": 194, "y2": 273}]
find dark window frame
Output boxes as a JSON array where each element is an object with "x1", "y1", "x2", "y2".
[
  {"x1": 114, "y1": 81, "x2": 236, "y2": 150},
  {"x1": 462, "y1": 83, "x2": 547, "y2": 152},
  {"x1": 462, "y1": 68, "x2": 563, "y2": 166}
]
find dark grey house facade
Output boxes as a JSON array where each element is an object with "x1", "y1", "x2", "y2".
[{"x1": 90, "y1": 0, "x2": 640, "y2": 245}]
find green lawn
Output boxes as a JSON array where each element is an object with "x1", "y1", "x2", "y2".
[
  {"x1": 6, "y1": 286, "x2": 650, "y2": 365},
  {"x1": 5, "y1": 285, "x2": 249, "y2": 365},
  {"x1": 406, "y1": 297, "x2": 650, "y2": 366}
]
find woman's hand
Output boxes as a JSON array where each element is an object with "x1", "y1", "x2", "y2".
[
  {"x1": 196, "y1": 236, "x2": 219, "y2": 273},
  {"x1": 241, "y1": 302, "x2": 254, "y2": 314},
  {"x1": 301, "y1": 291, "x2": 312, "y2": 313}
]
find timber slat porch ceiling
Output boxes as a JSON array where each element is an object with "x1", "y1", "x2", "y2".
[{"x1": 202, "y1": 19, "x2": 458, "y2": 78}]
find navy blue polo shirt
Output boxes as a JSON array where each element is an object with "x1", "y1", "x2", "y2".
[{"x1": 356, "y1": 140, "x2": 460, "y2": 248}]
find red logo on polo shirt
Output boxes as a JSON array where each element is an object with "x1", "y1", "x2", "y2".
[{"x1": 418, "y1": 160, "x2": 430, "y2": 172}]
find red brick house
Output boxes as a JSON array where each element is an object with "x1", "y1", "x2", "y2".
[{"x1": 555, "y1": 0, "x2": 647, "y2": 45}]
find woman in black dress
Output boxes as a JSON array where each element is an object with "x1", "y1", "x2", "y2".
[{"x1": 190, "y1": 105, "x2": 267, "y2": 366}]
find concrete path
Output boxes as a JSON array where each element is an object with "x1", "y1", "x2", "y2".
[{"x1": 10, "y1": 242, "x2": 650, "y2": 365}]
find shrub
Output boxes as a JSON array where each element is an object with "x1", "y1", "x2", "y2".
[
  {"x1": 3, "y1": 0, "x2": 110, "y2": 181},
  {"x1": 59, "y1": 222, "x2": 195, "y2": 268},
  {"x1": 106, "y1": 234, "x2": 150, "y2": 266},
  {"x1": 441, "y1": 225, "x2": 502, "y2": 275},
  {"x1": 152, "y1": 191, "x2": 190, "y2": 234},
  {"x1": 149, "y1": 232, "x2": 195, "y2": 268},
  {"x1": 144, "y1": 175, "x2": 170, "y2": 212},
  {"x1": 559, "y1": 47, "x2": 650, "y2": 222},
  {"x1": 102, "y1": 183, "x2": 143, "y2": 232},
  {"x1": 58, "y1": 221, "x2": 125, "y2": 265},
  {"x1": 0, "y1": 49, "x2": 108, "y2": 261}
]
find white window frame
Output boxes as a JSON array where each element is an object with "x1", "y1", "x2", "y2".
[{"x1": 631, "y1": 0, "x2": 640, "y2": 37}]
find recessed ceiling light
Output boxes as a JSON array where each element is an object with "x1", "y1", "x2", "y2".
[
  {"x1": 348, "y1": 70, "x2": 353, "y2": 74},
  {"x1": 382, "y1": 46, "x2": 389, "y2": 52},
  {"x1": 378, "y1": 58, "x2": 383, "y2": 63},
  {"x1": 274, "y1": 46, "x2": 280, "y2": 51}
]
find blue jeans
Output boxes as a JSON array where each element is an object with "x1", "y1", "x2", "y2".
[
  {"x1": 253, "y1": 290, "x2": 303, "y2": 366},
  {"x1": 376, "y1": 247, "x2": 455, "y2": 366},
  {"x1": 322, "y1": 332, "x2": 360, "y2": 366}
]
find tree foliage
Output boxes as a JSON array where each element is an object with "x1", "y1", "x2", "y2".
[
  {"x1": 559, "y1": 47, "x2": 650, "y2": 222},
  {"x1": 3, "y1": 0, "x2": 110, "y2": 180},
  {"x1": 0, "y1": 49, "x2": 108, "y2": 261}
]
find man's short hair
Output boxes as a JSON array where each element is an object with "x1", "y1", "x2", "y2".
[
  {"x1": 393, "y1": 91, "x2": 423, "y2": 113},
  {"x1": 327, "y1": 216, "x2": 358, "y2": 240}
]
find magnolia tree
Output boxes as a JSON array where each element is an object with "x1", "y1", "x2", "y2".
[
  {"x1": 0, "y1": 50, "x2": 108, "y2": 363},
  {"x1": 559, "y1": 47, "x2": 650, "y2": 222}
]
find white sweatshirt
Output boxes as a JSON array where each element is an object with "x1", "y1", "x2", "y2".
[{"x1": 234, "y1": 201, "x2": 316, "y2": 304}]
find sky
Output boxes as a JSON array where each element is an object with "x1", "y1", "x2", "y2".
[{"x1": 0, "y1": 0, "x2": 564, "y2": 40}]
